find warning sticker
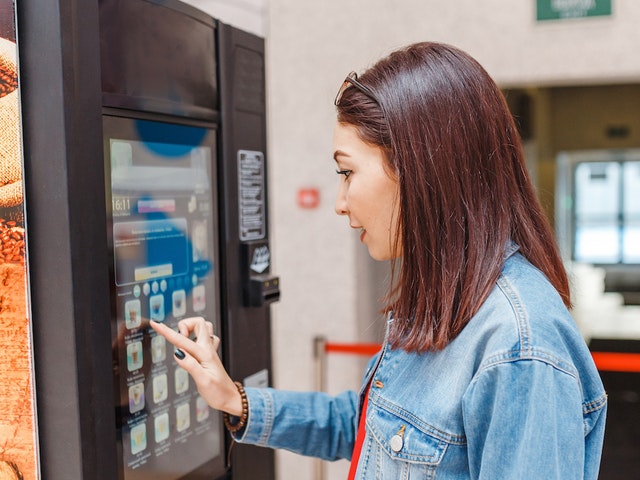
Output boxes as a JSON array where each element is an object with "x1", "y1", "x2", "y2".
[{"x1": 238, "y1": 150, "x2": 266, "y2": 241}]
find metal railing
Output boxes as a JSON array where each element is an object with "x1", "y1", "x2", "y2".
[{"x1": 312, "y1": 336, "x2": 381, "y2": 480}]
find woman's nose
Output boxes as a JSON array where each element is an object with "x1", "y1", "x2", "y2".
[{"x1": 334, "y1": 182, "x2": 348, "y2": 216}]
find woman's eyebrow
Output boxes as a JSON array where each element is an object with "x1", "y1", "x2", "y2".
[{"x1": 333, "y1": 149, "x2": 349, "y2": 162}]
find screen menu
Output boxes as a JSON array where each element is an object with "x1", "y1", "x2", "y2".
[{"x1": 104, "y1": 116, "x2": 224, "y2": 479}]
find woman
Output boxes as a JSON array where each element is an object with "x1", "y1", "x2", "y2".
[{"x1": 151, "y1": 42, "x2": 607, "y2": 479}]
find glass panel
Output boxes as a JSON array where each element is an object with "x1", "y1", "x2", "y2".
[
  {"x1": 623, "y1": 161, "x2": 640, "y2": 215},
  {"x1": 575, "y1": 226, "x2": 620, "y2": 264},
  {"x1": 574, "y1": 162, "x2": 621, "y2": 263},
  {"x1": 574, "y1": 162, "x2": 620, "y2": 219},
  {"x1": 623, "y1": 227, "x2": 640, "y2": 263},
  {"x1": 623, "y1": 161, "x2": 640, "y2": 263},
  {"x1": 105, "y1": 116, "x2": 224, "y2": 480}
]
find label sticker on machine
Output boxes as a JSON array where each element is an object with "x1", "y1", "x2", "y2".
[{"x1": 238, "y1": 150, "x2": 266, "y2": 241}]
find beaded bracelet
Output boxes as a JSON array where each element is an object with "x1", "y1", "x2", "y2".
[{"x1": 223, "y1": 381, "x2": 248, "y2": 433}]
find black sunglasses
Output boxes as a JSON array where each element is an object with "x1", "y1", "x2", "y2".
[{"x1": 334, "y1": 71, "x2": 379, "y2": 106}]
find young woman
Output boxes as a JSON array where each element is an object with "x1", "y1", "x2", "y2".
[{"x1": 151, "y1": 42, "x2": 607, "y2": 479}]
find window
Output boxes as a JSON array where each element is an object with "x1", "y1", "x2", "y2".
[
  {"x1": 573, "y1": 161, "x2": 640, "y2": 264},
  {"x1": 557, "y1": 151, "x2": 640, "y2": 266}
]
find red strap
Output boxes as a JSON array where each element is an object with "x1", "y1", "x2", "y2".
[{"x1": 348, "y1": 388, "x2": 370, "y2": 480}]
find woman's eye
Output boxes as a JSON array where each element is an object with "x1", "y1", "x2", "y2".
[{"x1": 336, "y1": 169, "x2": 352, "y2": 179}]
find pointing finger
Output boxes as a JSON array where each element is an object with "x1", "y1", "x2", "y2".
[{"x1": 150, "y1": 320, "x2": 198, "y2": 356}]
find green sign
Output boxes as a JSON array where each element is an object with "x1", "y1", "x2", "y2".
[{"x1": 536, "y1": 0, "x2": 612, "y2": 21}]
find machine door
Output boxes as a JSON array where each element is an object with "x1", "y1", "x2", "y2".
[{"x1": 103, "y1": 114, "x2": 226, "y2": 480}]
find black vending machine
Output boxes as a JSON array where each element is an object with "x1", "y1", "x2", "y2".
[{"x1": 19, "y1": 0, "x2": 278, "y2": 478}]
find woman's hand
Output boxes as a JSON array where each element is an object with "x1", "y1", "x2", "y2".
[{"x1": 149, "y1": 318, "x2": 242, "y2": 416}]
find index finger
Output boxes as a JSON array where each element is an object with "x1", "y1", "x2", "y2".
[{"x1": 149, "y1": 320, "x2": 196, "y2": 353}]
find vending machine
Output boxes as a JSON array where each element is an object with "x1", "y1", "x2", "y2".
[{"x1": 18, "y1": 0, "x2": 277, "y2": 478}]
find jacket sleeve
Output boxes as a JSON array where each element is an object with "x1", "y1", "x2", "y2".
[
  {"x1": 233, "y1": 387, "x2": 359, "y2": 461},
  {"x1": 462, "y1": 358, "x2": 599, "y2": 480}
]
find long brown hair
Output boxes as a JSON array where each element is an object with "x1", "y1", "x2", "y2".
[{"x1": 336, "y1": 42, "x2": 570, "y2": 352}]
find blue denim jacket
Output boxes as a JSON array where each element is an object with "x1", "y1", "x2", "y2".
[{"x1": 236, "y1": 251, "x2": 607, "y2": 479}]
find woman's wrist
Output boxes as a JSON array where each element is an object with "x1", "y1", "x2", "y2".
[
  {"x1": 223, "y1": 381, "x2": 248, "y2": 433},
  {"x1": 224, "y1": 380, "x2": 244, "y2": 417}
]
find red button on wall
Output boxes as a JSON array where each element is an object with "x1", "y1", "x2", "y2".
[{"x1": 297, "y1": 188, "x2": 320, "y2": 209}]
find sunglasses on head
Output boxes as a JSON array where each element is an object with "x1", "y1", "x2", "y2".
[{"x1": 334, "y1": 71, "x2": 379, "y2": 106}]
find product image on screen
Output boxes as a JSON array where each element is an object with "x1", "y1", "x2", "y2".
[{"x1": 104, "y1": 117, "x2": 224, "y2": 480}]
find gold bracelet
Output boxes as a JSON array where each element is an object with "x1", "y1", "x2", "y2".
[{"x1": 223, "y1": 381, "x2": 248, "y2": 433}]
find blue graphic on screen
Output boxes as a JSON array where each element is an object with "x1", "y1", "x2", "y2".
[{"x1": 135, "y1": 119, "x2": 207, "y2": 157}]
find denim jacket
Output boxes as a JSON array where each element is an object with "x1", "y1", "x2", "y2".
[{"x1": 236, "y1": 251, "x2": 607, "y2": 479}]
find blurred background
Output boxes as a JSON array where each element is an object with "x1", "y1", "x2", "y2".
[{"x1": 182, "y1": 1, "x2": 639, "y2": 478}]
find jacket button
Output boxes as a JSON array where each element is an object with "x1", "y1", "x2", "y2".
[
  {"x1": 389, "y1": 425, "x2": 405, "y2": 452},
  {"x1": 390, "y1": 434, "x2": 403, "y2": 452},
  {"x1": 373, "y1": 380, "x2": 384, "y2": 389}
]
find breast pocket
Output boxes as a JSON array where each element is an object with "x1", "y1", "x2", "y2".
[{"x1": 361, "y1": 401, "x2": 449, "y2": 480}]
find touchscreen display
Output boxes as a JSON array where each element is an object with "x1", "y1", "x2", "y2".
[{"x1": 104, "y1": 116, "x2": 224, "y2": 479}]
